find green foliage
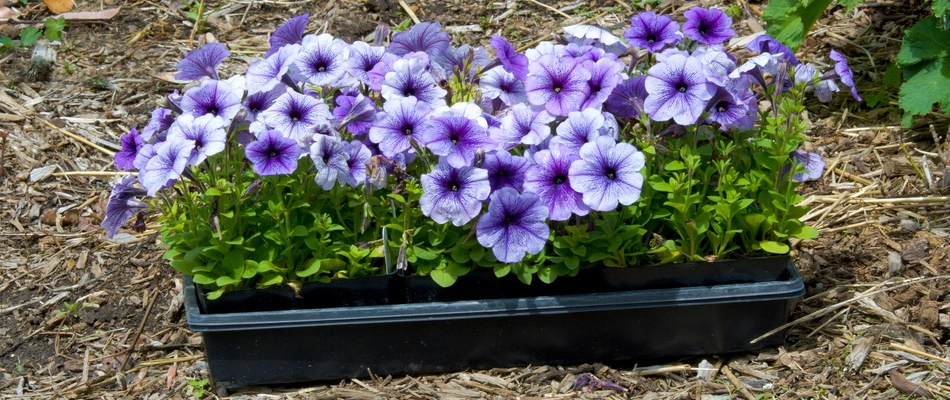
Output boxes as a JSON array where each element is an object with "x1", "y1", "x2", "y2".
[
  {"x1": 44, "y1": 17, "x2": 67, "y2": 41},
  {"x1": 896, "y1": 16, "x2": 950, "y2": 126},
  {"x1": 724, "y1": 5, "x2": 742, "y2": 20},
  {"x1": 762, "y1": 0, "x2": 835, "y2": 51},
  {"x1": 188, "y1": 378, "x2": 210, "y2": 398},
  {"x1": 393, "y1": 19, "x2": 412, "y2": 32},
  {"x1": 57, "y1": 301, "x2": 96, "y2": 318}
]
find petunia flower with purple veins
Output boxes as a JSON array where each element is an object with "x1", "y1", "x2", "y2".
[
  {"x1": 419, "y1": 162, "x2": 491, "y2": 226},
  {"x1": 175, "y1": 42, "x2": 230, "y2": 81},
  {"x1": 140, "y1": 137, "x2": 195, "y2": 196},
  {"x1": 266, "y1": 14, "x2": 308, "y2": 57},
  {"x1": 246, "y1": 44, "x2": 300, "y2": 95},
  {"x1": 580, "y1": 58, "x2": 625, "y2": 110},
  {"x1": 524, "y1": 54, "x2": 591, "y2": 117},
  {"x1": 793, "y1": 64, "x2": 818, "y2": 86},
  {"x1": 493, "y1": 103, "x2": 555, "y2": 148},
  {"x1": 344, "y1": 140, "x2": 372, "y2": 186},
  {"x1": 245, "y1": 129, "x2": 301, "y2": 176},
  {"x1": 133, "y1": 143, "x2": 157, "y2": 172},
  {"x1": 141, "y1": 107, "x2": 175, "y2": 142},
  {"x1": 435, "y1": 44, "x2": 490, "y2": 80},
  {"x1": 644, "y1": 54, "x2": 716, "y2": 125},
  {"x1": 476, "y1": 188, "x2": 550, "y2": 263},
  {"x1": 102, "y1": 175, "x2": 149, "y2": 238},
  {"x1": 244, "y1": 85, "x2": 286, "y2": 123},
  {"x1": 490, "y1": 35, "x2": 529, "y2": 80},
  {"x1": 484, "y1": 150, "x2": 530, "y2": 193},
  {"x1": 523, "y1": 143, "x2": 589, "y2": 221},
  {"x1": 829, "y1": 50, "x2": 862, "y2": 101},
  {"x1": 381, "y1": 57, "x2": 447, "y2": 108},
  {"x1": 166, "y1": 113, "x2": 227, "y2": 166},
  {"x1": 420, "y1": 102, "x2": 496, "y2": 168},
  {"x1": 294, "y1": 33, "x2": 350, "y2": 87},
  {"x1": 563, "y1": 43, "x2": 604, "y2": 63},
  {"x1": 623, "y1": 11, "x2": 681, "y2": 53},
  {"x1": 789, "y1": 150, "x2": 826, "y2": 181},
  {"x1": 180, "y1": 79, "x2": 243, "y2": 122},
  {"x1": 333, "y1": 94, "x2": 376, "y2": 135},
  {"x1": 682, "y1": 7, "x2": 735, "y2": 45},
  {"x1": 814, "y1": 79, "x2": 839, "y2": 103},
  {"x1": 693, "y1": 45, "x2": 736, "y2": 87},
  {"x1": 569, "y1": 136, "x2": 645, "y2": 211},
  {"x1": 562, "y1": 24, "x2": 629, "y2": 56},
  {"x1": 550, "y1": 108, "x2": 608, "y2": 153},
  {"x1": 365, "y1": 53, "x2": 401, "y2": 92},
  {"x1": 705, "y1": 83, "x2": 756, "y2": 131},
  {"x1": 260, "y1": 90, "x2": 331, "y2": 142},
  {"x1": 387, "y1": 22, "x2": 450, "y2": 58},
  {"x1": 480, "y1": 68, "x2": 527, "y2": 107},
  {"x1": 345, "y1": 41, "x2": 385, "y2": 84},
  {"x1": 525, "y1": 41, "x2": 566, "y2": 63},
  {"x1": 115, "y1": 128, "x2": 145, "y2": 170},
  {"x1": 604, "y1": 76, "x2": 648, "y2": 119},
  {"x1": 368, "y1": 97, "x2": 431, "y2": 158},
  {"x1": 745, "y1": 34, "x2": 798, "y2": 66},
  {"x1": 309, "y1": 134, "x2": 350, "y2": 190}
]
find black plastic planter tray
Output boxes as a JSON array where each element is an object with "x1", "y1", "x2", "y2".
[{"x1": 183, "y1": 257, "x2": 804, "y2": 386}]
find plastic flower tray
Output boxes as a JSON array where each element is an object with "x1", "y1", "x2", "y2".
[{"x1": 183, "y1": 257, "x2": 804, "y2": 386}]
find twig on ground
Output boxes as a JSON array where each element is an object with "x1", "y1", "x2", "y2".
[
  {"x1": 398, "y1": 0, "x2": 421, "y2": 24},
  {"x1": 118, "y1": 285, "x2": 161, "y2": 373},
  {"x1": 37, "y1": 118, "x2": 116, "y2": 157},
  {"x1": 721, "y1": 365, "x2": 756, "y2": 400},
  {"x1": 522, "y1": 0, "x2": 572, "y2": 19},
  {"x1": 890, "y1": 343, "x2": 950, "y2": 366}
]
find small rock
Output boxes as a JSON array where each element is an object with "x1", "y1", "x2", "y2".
[
  {"x1": 901, "y1": 238, "x2": 930, "y2": 262},
  {"x1": 900, "y1": 219, "x2": 921, "y2": 232},
  {"x1": 887, "y1": 251, "x2": 902, "y2": 273},
  {"x1": 29, "y1": 165, "x2": 57, "y2": 182},
  {"x1": 696, "y1": 359, "x2": 715, "y2": 382},
  {"x1": 939, "y1": 313, "x2": 950, "y2": 329}
]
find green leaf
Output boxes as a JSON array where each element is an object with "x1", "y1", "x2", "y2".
[
  {"x1": 297, "y1": 258, "x2": 321, "y2": 277},
  {"x1": 216, "y1": 275, "x2": 241, "y2": 287},
  {"x1": 470, "y1": 245, "x2": 485, "y2": 262},
  {"x1": 321, "y1": 258, "x2": 347, "y2": 271},
  {"x1": 242, "y1": 260, "x2": 258, "y2": 279},
  {"x1": 450, "y1": 246, "x2": 471, "y2": 263},
  {"x1": 290, "y1": 225, "x2": 309, "y2": 237},
  {"x1": 935, "y1": 0, "x2": 949, "y2": 18},
  {"x1": 19, "y1": 28, "x2": 41, "y2": 48},
  {"x1": 564, "y1": 255, "x2": 580, "y2": 270},
  {"x1": 762, "y1": 0, "x2": 833, "y2": 50},
  {"x1": 836, "y1": 0, "x2": 864, "y2": 11},
  {"x1": 430, "y1": 268, "x2": 458, "y2": 287},
  {"x1": 43, "y1": 17, "x2": 66, "y2": 41},
  {"x1": 899, "y1": 58, "x2": 950, "y2": 125},
  {"x1": 258, "y1": 273, "x2": 283, "y2": 286},
  {"x1": 493, "y1": 263, "x2": 510, "y2": 277},
  {"x1": 897, "y1": 17, "x2": 950, "y2": 66},
  {"x1": 884, "y1": 64, "x2": 902, "y2": 88},
  {"x1": 412, "y1": 246, "x2": 439, "y2": 260},
  {"x1": 192, "y1": 273, "x2": 216, "y2": 285},
  {"x1": 664, "y1": 160, "x2": 687, "y2": 171},
  {"x1": 204, "y1": 187, "x2": 223, "y2": 196},
  {"x1": 794, "y1": 225, "x2": 820, "y2": 239},
  {"x1": 170, "y1": 260, "x2": 200, "y2": 274},
  {"x1": 759, "y1": 240, "x2": 790, "y2": 254}
]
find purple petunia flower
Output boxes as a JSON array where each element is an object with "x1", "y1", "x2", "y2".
[
  {"x1": 693, "y1": 45, "x2": 736, "y2": 87},
  {"x1": 309, "y1": 134, "x2": 350, "y2": 190},
  {"x1": 333, "y1": 94, "x2": 376, "y2": 135},
  {"x1": 525, "y1": 41, "x2": 566, "y2": 63},
  {"x1": 387, "y1": 22, "x2": 450, "y2": 58},
  {"x1": 624, "y1": 11, "x2": 681, "y2": 53},
  {"x1": 166, "y1": 113, "x2": 226, "y2": 166},
  {"x1": 133, "y1": 143, "x2": 156, "y2": 172},
  {"x1": 246, "y1": 44, "x2": 300, "y2": 95},
  {"x1": 368, "y1": 97, "x2": 432, "y2": 158},
  {"x1": 365, "y1": 53, "x2": 401, "y2": 92},
  {"x1": 266, "y1": 14, "x2": 308, "y2": 57},
  {"x1": 562, "y1": 24, "x2": 629, "y2": 56},
  {"x1": 550, "y1": 108, "x2": 608, "y2": 153},
  {"x1": 244, "y1": 85, "x2": 286, "y2": 123},
  {"x1": 344, "y1": 140, "x2": 372, "y2": 186},
  {"x1": 604, "y1": 76, "x2": 648, "y2": 119},
  {"x1": 480, "y1": 68, "x2": 527, "y2": 107},
  {"x1": 745, "y1": 34, "x2": 799, "y2": 66},
  {"x1": 345, "y1": 41, "x2": 386, "y2": 84},
  {"x1": 420, "y1": 102, "x2": 496, "y2": 168},
  {"x1": 682, "y1": 7, "x2": 735, "y2": 45},
  {"x1": 294, "y1": 33, "x2": 350, "y2": 87},
  {"x1": 484, "y1": 150, "x2": 530, "y2": 193},
  {"x1": 381, "y1": 57, "x2": 447, "y2": 108},
  {"x1": 142, "y1": 107, "x2": 175, "y2": 142},
  {"x1": 494, "y1": 103, "x2": 555, "y2": 148},
  {"x1": 419, "y1": 162, "x2": 491, "y2": 226},
  {"x1": 793, "y1": 64, "x2": 818, "y2": 86},
  {"x1": 569, "y1": 136, "x2": 645, "y2": 211},
  {"x1": 490, "y1": 35, "x2": 529, "y2": 80},
  {"x1": 644, "y1": 54, "x2": 716, "y2": 125},
  {"x1": 140, "y1": 137, "x2": 194, "y2": 196},
  {"x1": 524, "y1": 143, "x2": 589, "y2": 221},
  {"x1": 102, "y1": 175, "x2": 149, "y2": 238},
  {"x1": 180, "y1": 79, "x2": 243, "y2": 123},
  {"x1": 814, "y1": 79, "x2": 839, "y2": 103},
  {"x1": 115, "y1": 128, "x2": 145, "y2": 170},
  {"x1": 175, "y1": 42, "x2": 230, "y2": 81},
  {"x1": 829, "y1": 50, "x2": 862, "y2": 102},
  {"x1": 789, "y1": 150, "x2": 826, "y2": 181},
  {"x1": 245, "y1": 129, "x2": 300, "y2": 176},
  {"x1": 261, "y1": 90, "x2": 331, "y2": 142},
  {"x1": 435, "y1": 44, "x2": 490, "y2": 80},
  {"x1": 525, "y1": 54, "x2": 591, "y2": 117},
  {"x1": 705, "y1": 82, "x2": 756, "y2": 131},
  {"x1": 476, "y1": 188, "x2": 549, "y2": 263},
  {"x1": 581, "y1": 58, "x2": 625, "y2": 110}
]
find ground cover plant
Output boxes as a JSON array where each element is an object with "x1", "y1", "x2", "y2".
[{"x1": 102, "y1": 8, "x2": 860, "y2": 298}]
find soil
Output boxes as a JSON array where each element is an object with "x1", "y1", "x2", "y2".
[{"x1": 1, "y1": 0, "x2": 949, "y2": 399}]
